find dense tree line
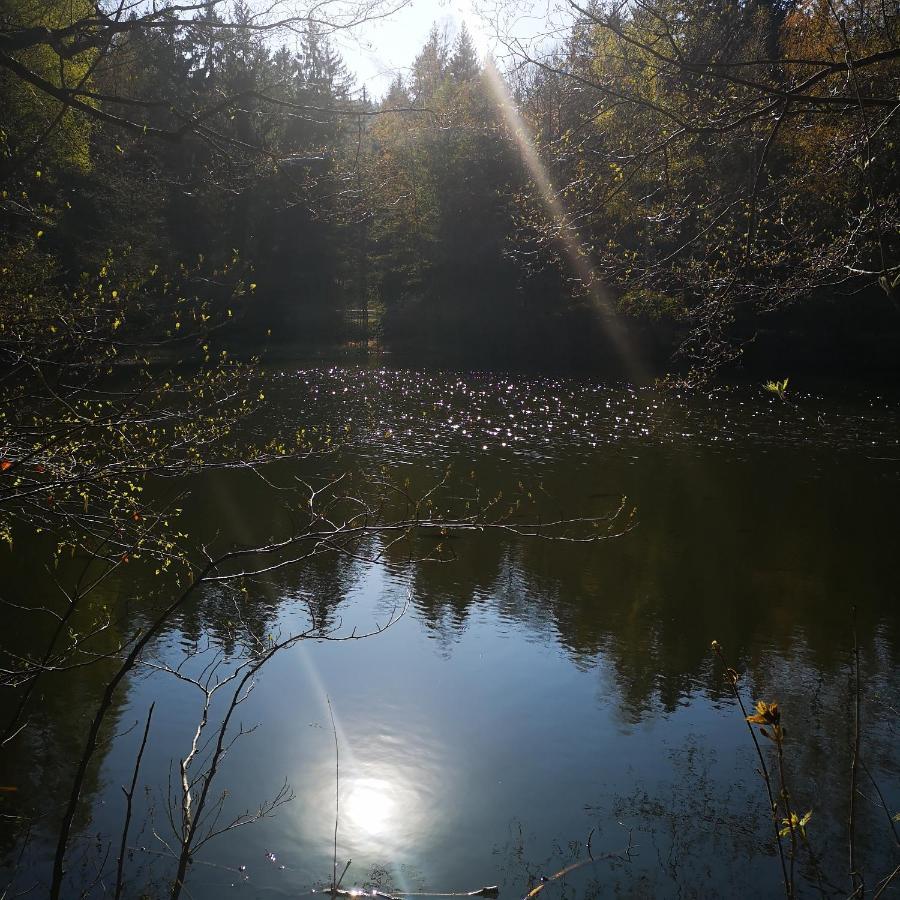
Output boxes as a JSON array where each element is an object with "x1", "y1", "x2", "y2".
[
  {"x1": 1, "y1": 0, "x2": 898, "y2": 370},
  {"x1": 509, "y1": 0, "x2": 900, "y2": 375}
]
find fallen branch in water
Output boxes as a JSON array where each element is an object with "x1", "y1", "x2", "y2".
[
  {"x1": 521, "y1": 829, "x2": 635, "y2": 900},
  {"x1": 316, "y1": 887, "x2": 500, "y2": 899}
]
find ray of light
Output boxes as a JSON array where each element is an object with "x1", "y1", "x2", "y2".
[
  {"x1": 458, "y1": 1, "x2": 646, "y2": 381},
  {"x1": 198, "y1": 479, "x2": 416, "y2": 892}
]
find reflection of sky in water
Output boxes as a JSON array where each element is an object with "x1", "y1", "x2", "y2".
[
  {"x1": 287, "y1": 639, "x2": 449, "y2": 864},
  {"x1": 181, "y1": 554, "x2": 747, "y2": 897},
  {"x1": 84, "y1": 500, "x2": 899, "y2": 899},
  {"x1": 18, "y1": 373, "x2": 898, "y2": 899},
  {"x1": 346, "y1": 777, "x2": 395, "y2": 836},
  {"x1": 244, "y1": 563, "x2": 465, "y2": 891}
]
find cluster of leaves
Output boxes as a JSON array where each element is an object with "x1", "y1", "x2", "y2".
[
  {"x1": 711, "y1": 636, "x2": 900, "y2": 899},
  {"x1": 764, "y1": 376, "x2": 790, "y2": 399},
  {"x1": 0, "y1": 244, "x2": 267, "y2": 564}
]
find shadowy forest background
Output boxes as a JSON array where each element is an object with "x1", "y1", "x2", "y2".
[{"x1": 2, "y1": 0, "x2": 898, "y2": 378}]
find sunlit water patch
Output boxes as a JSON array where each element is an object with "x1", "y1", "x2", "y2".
[{"x1": 263, "y1": 368, "x2": 900, "y2": 469}]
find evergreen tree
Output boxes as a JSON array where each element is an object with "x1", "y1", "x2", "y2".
[
  {"x1": 411, "y1": 24, "x2": 449, "y2": 103},
  {"x1": 449, "y1": 24, "x2": 480, "y2": 83}
]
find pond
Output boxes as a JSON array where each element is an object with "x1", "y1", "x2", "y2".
[{"x1": 1, "y1": 367, "x2": 899, "y2": 899}]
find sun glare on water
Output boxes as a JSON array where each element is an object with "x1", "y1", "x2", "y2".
[{"x1": 345, "y1": 778, "x2": 398, "y2": 836}]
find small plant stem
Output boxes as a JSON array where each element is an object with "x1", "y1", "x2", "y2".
[
  {"x1": 873, "y1": 862, "x2": 900, "y2": 899},
  {"x1": 849, "y1": 607, "x2": 864, "y2": 897},
  {"x1": 860, "y1": 758, "x2": 900, "y2": 848},
  {"x1": 336, "y1": 859, "x2": 351, "y2": 890},
  {"x1": 776, "y1": 737, "x2": 796, "y2": 898},
  {"x1": 713, "y1": 644, "x2": 792, "y2": 898},
  {"x1": 327, "y1": 695, "x2": 339, "y2": 893}
]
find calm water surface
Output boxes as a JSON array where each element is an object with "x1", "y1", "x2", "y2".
[{"x1": 2, "y1": 368, "x2": 899, "y2": 898}]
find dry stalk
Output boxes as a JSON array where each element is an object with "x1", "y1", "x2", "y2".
[{"x1": 711, "y1": 641, "x2": 791, "y2": 898}]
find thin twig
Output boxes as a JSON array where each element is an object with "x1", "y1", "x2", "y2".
[
  {"x1": 860, "y1": 758, "x2": 900, "y2": 848},
  {"x1": 522, "y1": 833, "x2": 634, "y2": 899},
  {"x1": 327, "y1": 695, "x2": 339, "y2": 893},
  {"x1": 849, "y1": 607, "x2": 863, "y2": 898},
  {"x1": 115, "y1": 703, "x2": 154, "y2": 900},
  {"x1": 873, "y1": 862, "x2": 900, "y2": 899}
]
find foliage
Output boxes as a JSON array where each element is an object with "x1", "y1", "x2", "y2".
[
  {"x1": 506, "y1": 0, "x2": 900, "y2": 376},
  {"x1": 764, "y1": 377, "x2": 790, "y2": 399}
]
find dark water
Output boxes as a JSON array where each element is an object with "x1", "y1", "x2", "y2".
[{"x1": 2, "y1": 368, "x2": 899, "y2": 898}]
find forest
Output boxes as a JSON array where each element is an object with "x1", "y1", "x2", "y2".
[
  {"x1": 1, "y1": 1, "x2": 899, "y2": 899},
  {"x1": 2, "y1": 0, "x2": 898, "y2": 376}
]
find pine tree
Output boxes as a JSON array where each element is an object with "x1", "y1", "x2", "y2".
[
  {"x1": 411, "y1": 24, "x2": 449, "y2": 103},
  {"x1": 383, "y1": 74, "x2": 410, "y2": 108},
  {"x1": 449, "y1": 24, "x2": 480, "y2": 83}
]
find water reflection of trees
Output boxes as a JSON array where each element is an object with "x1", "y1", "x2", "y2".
[
  {"x1": 175, "y1": 543, "x2": 362, "y2": 648},
  {"x1": 279, "y1": 371, "x2": 900, "y2": 742},
  {"x1": 158, "y1": 421, "x2": 900, "y2": 896},
  {"x1": 375, "y1": 448, "x2": 900, "y2": 722},
  {"x1": 367, "y1": 448, "x2": 900, "y2": 898},
  {"x1": 0, "y1": 551, "x2": 132, "y2": 860},
  {"x1": 5, "y1": 372, "x2": 897, "y2": 897}
]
